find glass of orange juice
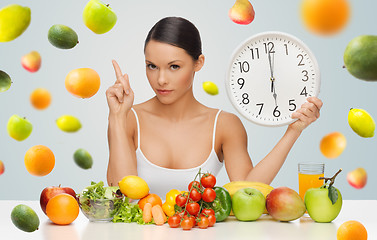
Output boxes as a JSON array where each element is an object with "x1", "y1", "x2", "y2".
[{"x1": 298, "y1": 162, "x2": 325, "y2": 201}]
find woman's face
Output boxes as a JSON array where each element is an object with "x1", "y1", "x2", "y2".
[{"x1": 144, "y1": 40, "x2": 204, "y2": 104}]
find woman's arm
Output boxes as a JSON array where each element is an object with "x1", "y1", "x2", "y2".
[{"x1": 222, "y1": 97, "x2": 323, "y2": 184}]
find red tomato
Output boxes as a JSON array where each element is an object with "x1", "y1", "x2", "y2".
[
  {"x1": 189, "y1": 189, "x2": 202, "y2": 202},
  {"x1": 188, "y1": 181, "x2": 201, "y2": 191},
  {"x1": 201, "y1": 174, "x2": 216, "y2": 188},
  {"x1": 168, "y1": 215, "x2": 181, "y2": 228},
  {"x1": 175, "y1": 194, "x2": 187, "y2": 207},
  {"x1": 201, "y1": 208, "x2": 215, "y2": 216},
  {"x1": 207, "y1": 214, "x2": 216, "y2": 227},
  {"x1": 186, "y1": 202, "x2": 200, "y2": 216},
  {"x1": 202, "y1": 188, "x2": 216, "y2": 202},
  {"x1": 197, "y1": 216, "x2": 209, "y2": 229},
  {"x1": 181, "y1": 219, "x2": 193, "y2": 230}
]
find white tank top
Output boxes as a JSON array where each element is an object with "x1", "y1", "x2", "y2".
[{"x1": 131, "y1": 108, "x2": 223, "y2": 199}]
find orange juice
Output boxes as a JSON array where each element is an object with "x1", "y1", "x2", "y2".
[{"x1": 298, "y1": 173, "x2": 324, "y2": 200}]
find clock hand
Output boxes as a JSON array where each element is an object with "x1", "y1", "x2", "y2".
[{"x1": 268, "y1": 51, "x2": 277, "y2": 106}]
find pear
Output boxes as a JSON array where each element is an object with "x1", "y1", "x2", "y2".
[
  {"x1": 348, "y1": 108, "x2": 375, "y2": 138},
  {"x1": 0, "y1": 4, "x2": 31, "y2": 42}
]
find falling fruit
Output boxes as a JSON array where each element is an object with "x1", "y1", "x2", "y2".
[
  {"x1": 0, "y1": 160, "x2": 4, "y2": 175},
  {"x1": 0, "y1": 4, "x2": 31, "y2": 42},
  {"x1": 7, "y1": 114, "x2": 33, "y2": 141},
  {"x1": 30, "y1": 88, "x2": 52, "y2": 110},
  {"x1": 348, "y1": 108, "x2": 375, "y2": 138},
  {"x1": 48, "y1": 24, "x2": 79, "y2": 49},
  {"x1": 229, "y1": 0, "x2": 255, "y2": 25},
  {"x1": 65, "y1": 68, "x2": 100, "y2": 98},
  {"x1": 73, "y1": 148, "x2": 93, "y2": 169},
  {"x1": 83, "y1": 0, "x2": 117, "y2": 34},
  {"x1": 300, "y1": 0, "x2": 350, "y2": 35},
  {"x1": 56, "y1": 115, "x2": 82, "y2": 133},
  {"x1": 21, "y1": 51, "x2": 42, "y2": 73},
  {"x1": 11, "y1": 204, "x2": 40, "y2": 232},
  {"x1": 0, "y1": 70, "x2": 12, "y2": 92},
  {"x1": 347, "y1": 168, "x2": 367, "y2": 189},
  {"x1": 319, "y1": 132, "x2": 346, "y2": 159},
  {"x1": 24, "y1": 145, "x2": 55, "y2": 177},
  {"x1": 343, "y1": 35, "x2": 377, "y2": 81},
  {"x1": 202, "y1": 81, "x2": 219, "y2": 95}
]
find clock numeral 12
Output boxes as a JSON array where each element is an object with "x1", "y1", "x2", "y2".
[
  {"x1": 263, "y1": 42, "x2": 275, "y2": 54},
  {"x1": 238, "y1": 61, "x2": 250, "y2": 73}
]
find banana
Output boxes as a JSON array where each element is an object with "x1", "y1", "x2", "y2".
[{"x1": 223, "y1": 181, "x2": 274, "y2": 214}]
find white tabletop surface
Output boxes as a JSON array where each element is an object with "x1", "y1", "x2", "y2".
[{"x1": 1, "y1": 200, "x2": 376, "y2": 240}]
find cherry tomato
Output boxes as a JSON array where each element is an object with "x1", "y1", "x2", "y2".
[
  {"x1": 207, "y1": 214, "x2": 216, "y2": 227},
  {"x1": 181, "y1": 219, "x2": 193, "y2": 230},
  {"x1": 202, "y1": 188, "x2": 216, "y2": 202},
  {"x1": 177, "y1": 210, "x2": 187, "y2": 218},
  {"x1": 201, "y1": 174, "x2": 216, "y2": 188},
  {"x1": 189, "y1": 188, "x2": 202, "y2": 202},
  {"x1": 168, "y1": 215, "x2": 181, "y2": 228},
  {"x1": 201, "y1": 208, "x2": 215, "y2": 216},
  {"x1": 175, "y1": 194, "x2": 188, "y2": 207},
  {"x1": 188, "y1": 181, "x2": 201, "y2": 191},
  {"x1": 186, "y1": 202, "x2": 200, "y2": 216},
  {"x1": 197, "y1": 216, "x2": 209, "y2": 229}
]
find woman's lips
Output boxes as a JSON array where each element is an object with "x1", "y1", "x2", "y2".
[{"x1": 157, "y1": 89, "x2": 172, "y2": 95}]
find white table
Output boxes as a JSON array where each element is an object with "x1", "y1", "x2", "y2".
[{"x1": 1, "y1": 200, "x2": 376, "y2": 240}]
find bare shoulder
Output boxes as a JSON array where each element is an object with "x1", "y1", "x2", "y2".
[{"x1": 217, "y1": 110, "x2": 247, "y2": 139}]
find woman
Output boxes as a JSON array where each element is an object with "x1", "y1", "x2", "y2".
[{"x1": 106, "y1": 17, "x2": 322, "y2": 197}]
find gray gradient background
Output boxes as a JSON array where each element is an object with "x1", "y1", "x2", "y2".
[{"x1": 0, "y1": 0, "x2": 376, "y2": 200}]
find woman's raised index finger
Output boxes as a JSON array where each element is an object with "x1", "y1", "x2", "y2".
[{"x1": 112, "y1": 60, "x2": 124, "y2": 82}]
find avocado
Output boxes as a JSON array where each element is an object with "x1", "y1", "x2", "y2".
[
  {"x1": 48, "y1": 24, "x2": 79, "y2": 49},
  {"x1": 73, "y1": 148, "x2": 93, "y2": 169},
  {"x1": 344, "y1": 35, "x2": 377, "y2": 81},
  {"x1": 11, "y1": 204, "x2": 40, "y2": 232}
]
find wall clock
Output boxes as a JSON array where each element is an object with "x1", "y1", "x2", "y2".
[{"x1": 225, "y1": 31, "x2": 321, "y2": 127}]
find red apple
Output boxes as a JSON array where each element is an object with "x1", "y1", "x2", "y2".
[
  {"x1": 347, "y1": 167, "x2": 367, "y2": 189},
  {"x1": 266, "y1": 186, "x2": 306, "y2": 222},
  {"x1": 21, "y1": 51, "x2": 41, "y2": 73},
  {"x1": 40, "y1": 185, "x2": 76, "y2": 214}
]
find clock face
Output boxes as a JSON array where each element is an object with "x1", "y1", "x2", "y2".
[{"x1": 225, "y1": 31, "x2": 321, "y2": 127}]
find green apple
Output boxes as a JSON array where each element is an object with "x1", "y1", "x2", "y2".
[
  {"x1": 305, "y1": 186, "x2": 342, "y2": 223},
  {"x1": 231, "y1": 187, "x2": 265, "y2": 221},
  {"x1": 83, "y1": 0, "x2": 117, "y2": 34},
  {"x1": 7, "y1": 114, "x2": 33, "y2": 141}
]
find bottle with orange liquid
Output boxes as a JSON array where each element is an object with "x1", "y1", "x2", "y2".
[{"x1": 298, "y1": 162, "x2": 325, "y2": 200}]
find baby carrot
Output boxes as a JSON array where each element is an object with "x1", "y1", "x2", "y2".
[
  {"x1": 143, "y1": 203, "x2": 153, "y2": 223},
  {"x1": 151, "y1": 204, "x2": 166, "y2": 225}
]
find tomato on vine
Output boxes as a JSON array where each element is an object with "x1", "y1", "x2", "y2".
[
  {"x1": 207, "y1": 214, "x2": 216, "y2": 227},
  {"x1": 181, "y1": 218, "x2": 194, "y2": 230},
  {"x1": 189, "y1": 188, "x2": 202, "y2": 202},
  {"x1": 202, "y1": 188, "x2": 216, "y2": 202},
  {"x1": 188, "y1": 181, "x2": 201, "y2": 191},
  {"x1": 201, "y1": 173, "x2": 216, "y2": 188},
  {"x1": 201, "y1": 208, "x2": 215, "y2": 216},
  {"x1": 197, "y1": 215, "x2": 209, "y2": 229},
  {"x1": 176, "y1": 194, "x2": 188, "y2": 207},
  {"x1": 186, "y1": 202, "x2": 200, "y2": 216},
  {"x1": 168, "y1": 215, "x2": 181, "y2": 228}
]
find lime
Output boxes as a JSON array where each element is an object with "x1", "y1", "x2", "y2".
[
  {"x1": 73, "y1": 148, "x2": 93, "y2": 169},
  {"x1": 0, "y1": 70, "x2": 12, "y2": 92},
  {"x1": 202, "y1": 81, "x2": 219, "y2": 95},
  {"x1": 11, "y1": 204, "x2": 40, "y2": 232},
  {"x1": 48, "y1": 24, "x2": 78, "y2": 49},
  {"x1": 0, "y1": 4, "x2": 31, "y2": 42},
  {"x1": 56, "y1": 115, "x2": 81, "y2": 132}
]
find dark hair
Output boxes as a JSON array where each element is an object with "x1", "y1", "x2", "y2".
[{"x1": 144, "y1": 17, "x2": 202, "y2": 60}]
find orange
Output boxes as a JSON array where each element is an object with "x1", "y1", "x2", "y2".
[
  {"x1": 46, "y1": 193, "x2": 79, "y2": 225},
  {"x1": 24, "y1": 145, "x2": 55, "y2": 176},
  {"x1": 301, "y1": 0, "x2": 350, "y2": 35},
  {"x1": 138, "y1": 193, "x2": 162, "y2": 210},
  {"x1": 65, "y1": 68, "x2": 100, "y2": 98},
  {"x1": 319, "y1": 132, "x2": 346, "y2": 159},
  {"x1": 337, "y1": 220, "x2": 367, "y2": 240},
  {"x1": 30, "y1": 88, "x2": 51, "y2": 110}
]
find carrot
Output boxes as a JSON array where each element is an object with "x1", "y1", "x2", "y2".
[
  {"x1": 151, "y1": 204, "x2": 166, "y2": 225},
  {"x1": 143, "y1": 203, "x2": 153, "y2": 223}
]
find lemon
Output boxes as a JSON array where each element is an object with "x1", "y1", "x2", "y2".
[
  {"x1": 56, "y1": 115, "x2": 82, "y2": 132},
  {"x1": 0, "y1": 70, "x2": 12, "y2": 92},
  {"x1": 11, "y1": 204, "x2": 40, "y2": 232},
  {"x1": 348, "y1": 108, "x2": 375, "y2": 138},
  {"x1": 0, "y1": 4, "x2": 31, "y2": 42},
  {"x1": 202, "y1": 81, "x2": 219, "y2": 95},
  {"x1": 73, "y1": 148, "x2": 93, "y2": 169},
  {"x1": 118, "y1": 175, "x2": 149, "y2": 199}
]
